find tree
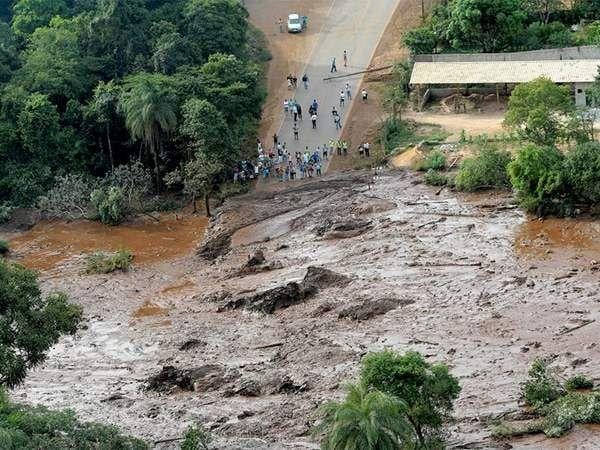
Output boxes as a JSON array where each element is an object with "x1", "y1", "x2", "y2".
[
  {"x1": 17, "y1": 93, "x2": 60, "y2": 163},
  {"x1": 181, "y1": 153, "x2": 223, "y2": 216},
  {"x1": 382, "y1": 62, "x2": 411, "y2": 120},
  {"x1": 504, "y1": 77, "x2": 573, "y2": 145},
  {"x1": 507, "y1": 144, "x2": 566, "y2": 214},
  {"x1": 0, "y1": 260, "x2": 82, "y2": 388},
  {"x1": 120, "y1": 73, "x2": 178, "y2": 188},
  {"x1": 564, "y1": 142, "x2": 600, "y2": 205},
  {"x1": 184, "y1": 0, "x2": 248, "y2": 61},
  {"x1": 86, "y1": 80, "x2": 120, "y2": 169},
  {"x1": 446, "y1": 0, "x2": 527, "y2": 52},
  {"x1": 316, "y1": 383, "x2": 412, "y2": 450},
  {"x1": 150, "y1": 21, "x2": 192, "y2": 74},
  {"x1": 360, "y1": 350, "x2": 461, "y2": 446},
  {"x1": 0, "y1": 21, "x2": 18, "y2": 84},
  {"x1": 574, "y1": 0, "x2": 600, "y2": 20},
  {"x1": 18, "y1": 17, "x2": 91, "y2": 104},
  {"x1": 521, "y1": 0, "x2": 562, "y2": 24},
  {"x1": 180, "y1": 98, "x2": 230, "y2": 161},
  {"x1": 11, "y1": 0, "x2": 68, "y2": 36}
]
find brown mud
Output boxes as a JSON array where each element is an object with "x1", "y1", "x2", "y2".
[
  {"x1": 10, "y1": 168, "x2": 599, "y2": 449},
  {"x1": 5, "y1": 214, "x2": 208, "y2": 273}
]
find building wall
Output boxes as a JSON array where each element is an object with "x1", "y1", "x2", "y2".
[{"x1": 414, "y1": 46, "x2": 600, "y2": 63}]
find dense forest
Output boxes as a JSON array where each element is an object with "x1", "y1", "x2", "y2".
[
  {"x1": 0, "y1": 0, "x2": 267, "y2": 217},
  {"x1": 405, "y1": 0, "x2": 600, "y2": 54}
]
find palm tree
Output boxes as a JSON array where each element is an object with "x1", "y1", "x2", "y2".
[
  {"x1": 120, "y1": 73, "x2": 177, "y2": 188},
  {"x1": 316, "y1": 383, "x2": 413, "y2": 450}
]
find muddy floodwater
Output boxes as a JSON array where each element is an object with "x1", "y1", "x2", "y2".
[
  {"x1": 7, "y1": 213, "x2": 208, "y2": 272},
  {"x1": 8, "y1": 170, "x2": 600, "y2": 449}
]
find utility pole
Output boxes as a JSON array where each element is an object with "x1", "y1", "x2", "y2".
[{"x1": 421, "y1": 0, "x2": 425, "y2": 23}]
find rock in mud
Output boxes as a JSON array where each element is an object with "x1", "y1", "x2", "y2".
[
  {"x1": 178, "y1": 339, "x2": 205, "y2": 351},
  {"x1": 246, "y1": 249, "x2": 266, "y2": 267},
  {"x1": 198, "y1": 232, "x2": 232, "y2": 260},
  {"x1": 338, "y1": 297, "x2": 415, "y2": 321},
  {"x1": 219, "y1": 266, "x2": 350, "y2": 314},
  {"x1": 323, "y1": 219, "x2": 373, "y2": 240},
  {"x1": 351, "y1": 198, "x2": 397, "y2": 215},
  {"x1": 145, "y1": 364, "x2": 238, "y2": 393},
  {"x1": 225, "y1": 378, "x2": 262, "y2": 397},
  {"x1": 237, "y1": 249, "x2": 284, "y2": 275}
]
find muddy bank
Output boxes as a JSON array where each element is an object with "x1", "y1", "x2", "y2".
[
  {"x1": 10, "y1": 168, "x2": 600, "y2": 449},
  {"x1": 5, "y1": 213, "x2": 208, "y2": 273}
]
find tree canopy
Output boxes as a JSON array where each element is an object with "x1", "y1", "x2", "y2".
[
  {"x1": 0, "y1": 260, "x2": 82, "y2": 388},
  {"x1": 0, "y1": 0, "x2": 267, "y2": 210}
]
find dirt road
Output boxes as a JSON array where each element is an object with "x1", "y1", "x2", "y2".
[{"x1": 247, "y1": 0, "x2": 399, "y2": 162}]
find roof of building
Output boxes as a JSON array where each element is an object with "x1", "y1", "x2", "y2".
[{"x1": 410, "y1": 60, "x2": 600, "y2": 85}]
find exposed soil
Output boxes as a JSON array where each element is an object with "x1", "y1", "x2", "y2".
[{"x1": 8, "y1": 167, "x2": 599, "y2": 449}]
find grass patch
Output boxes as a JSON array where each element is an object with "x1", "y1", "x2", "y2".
[
  {"x1": 454, "y1": 145, "x2": 512, "y2": 192},
  {"x1": 378, "y1": 118, "x2": 449, "y2": 154},
  {"x1": 0, "y1": 240, "x2": 8, "y2": 256},
  {"x1": 415, "y1": 149, "x2": 446, "y2": 171},
  {"x1": 85, "y1": 249, "x2": 133, "y2": 274}
]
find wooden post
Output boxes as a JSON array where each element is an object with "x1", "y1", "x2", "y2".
[{"x1": 496, "y1": 84, "x2": 500, "y2": 105}]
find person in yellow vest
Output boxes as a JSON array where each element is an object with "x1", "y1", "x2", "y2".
[{"x1": 342, "y1": 140, "x2": 348, "y2": 156}]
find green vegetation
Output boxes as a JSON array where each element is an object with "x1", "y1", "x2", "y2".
[
  {"x1": 0, "y1": 259, "x2": 81, "y2": 388},
  {"x1": 181, "y1": 423, "x2": 212, "y2": 450},
  {"x1": 504, "y1": 77, "x2": 575, "y2": 146},
  {"x1": 424, "y1": 169, "x2": 449, "y2": 187},
  {"x1": 0, "y1": 389, "x2": 147, "y2": 449},
  {"x1": 405, "y1": 0, "x2": 600, "y2": 55},
  {"x1": 85, "y1": 249, "x2": 133, "y2": 274},
  {"x1": 415, "y1": 149, "x2": 446, "y2": 171},
  {"x1": 315, "y1": 351, "x2": 460, "y2": 448},
  {"x1": 455, "y1": 146, "x2": 512, "y2": 191},
  {"x1": 378, "y1": 119, "x2": 449, "y2": 154},
  {"x1": 316, "y1": 383, "x2": 412, "y2": 450},
  {"x1": 0, "y1": 239, "x2": 8, "y2": 255},
  {"x1": 0, "y1": 0, "x2": 266, "y2": 217},
  {"x1": 494, "y1": 358, "x2": 600, "y2": 439},
  {"x1": 360, "y1": 350, "x2": 461, "y2": 447}
]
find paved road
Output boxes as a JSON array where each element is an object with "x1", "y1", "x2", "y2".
[{"x1": 258, "y1": 0, "x2": 399, "y2": 167}]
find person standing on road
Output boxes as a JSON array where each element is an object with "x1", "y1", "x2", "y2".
[
  {"x1": 284, "y1": 99, "x2": 289, "y2": 115},
  {"x1": 293, "y1": 103, "x2": 298, "y2": 121},
  {"x1": 293, "y1": 122, "x2": 299, "y2": 140},
  {"x1": 278, "y1": 17, "x2": 284, "y2": 33},
  {"x1": 273, "y1": 133, "x2": 278, "y2": 146},
  {"x1": 311, "y1": 113, "x2": 318, "y2": 129},
  {"x1": 330, "y1": 57, "x2": 337, "y2": 73},
  {"x1": 364, "y1": 141, "x2": 370, "y2": 157},
  {"x1": 331, "y1": 106, "x2": 338, "y2": 118},
  {"x1": 334, "y1": 114, "x2": 341, "y2": 130},
  {"x1": 323, "y1": 145, "x2": 328, "y2": 160},
  {"x1": 297, "y1": 103, "x2": 303, "y2": 121},
  {"x1": 302, "y1": 73, "x2": 309, "y2": 89},
  {"x1": 312, "y1": 99, "x2": 319, "y2": 113},
  {"x1": 345, "y1": 82, "x2": 352, "y2": 100},
  {"x1": 342, "y1": 140, "x2": 348, "y2": 156},
  {"x1": 362, "y1": 88, "x2": 368, "y2": 102},
  {"x1": 343, "y1": 50, "x2": 348, "y2": 67},
  {"x1": 339, "y1": 90, "x2": 345, "y2": 108}
]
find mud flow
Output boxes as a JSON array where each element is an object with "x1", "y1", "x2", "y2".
[{"x1": 8, "y1": 214, "x2": 208, "y2": 272}]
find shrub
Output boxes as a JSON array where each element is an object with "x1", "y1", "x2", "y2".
[
  {"x1": 416, "y1": 149, "x2": 446, "y2": 171},
  {"x1": 38, "y1": 174, "x2": 94, "y2": 219},
  {"x1": 563, "y1": 142, "x2": 600, "y2": 205},
  {"x1": 0, "y1": 390, "x2": 147, "y2": 448},
  {"x1": 378, "y1": 118, "x2": 417, "y2": 153},
  {"x1": 0, "y1": 203, "x2": 13, "y2": 223},
  {"x1": 424, "y1": 169, "x2": 448, "y2": 186},
  {"x1": 181, "y1": 423, "x2": 212, "y2": 450},
  {"x1": 90, "y1": 187, "x2": 126, "y2": 225},
  {"x1": 85, "y1": 249, "x2": 133, "y2": 274},
  {"x1": 455, "y1": 146, "x2": 512, "y2": 191},
  {"x1": 360, "y1": 350, "x2": 460, "y2": 446},
  {"x1": 102, "y1": 161, "x2": 152, "y2": 210},
  {"x1": 523, "y1": 358, "x2": 564, "y2": 409},
  {"x1": 216, "y1": 181, "x2": 250, "y2": 203},
  {"x1": 315, "y1": 383, "x2": 412, "y2": 450},
  {"x1": 508, "y1": 144, "x2": 567, "y2": 215},
  {"x1": 539, "y1": 391, "x2": 600, "y2": 437},
  {"x1": 0, "y1": 240, "x2": 9, "y2": 255},
  {"x1": 565, "y1": 374, "x2": 594, "y2": 391}
]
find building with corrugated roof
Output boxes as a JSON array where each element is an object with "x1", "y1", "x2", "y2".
[{"x1": 409, "y1": 46, "x2": 600, "y2": 107}]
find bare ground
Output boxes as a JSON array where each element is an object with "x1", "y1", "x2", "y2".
[{"x1": 7, "y1": 169, "x2": 600, "y2": 449}]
